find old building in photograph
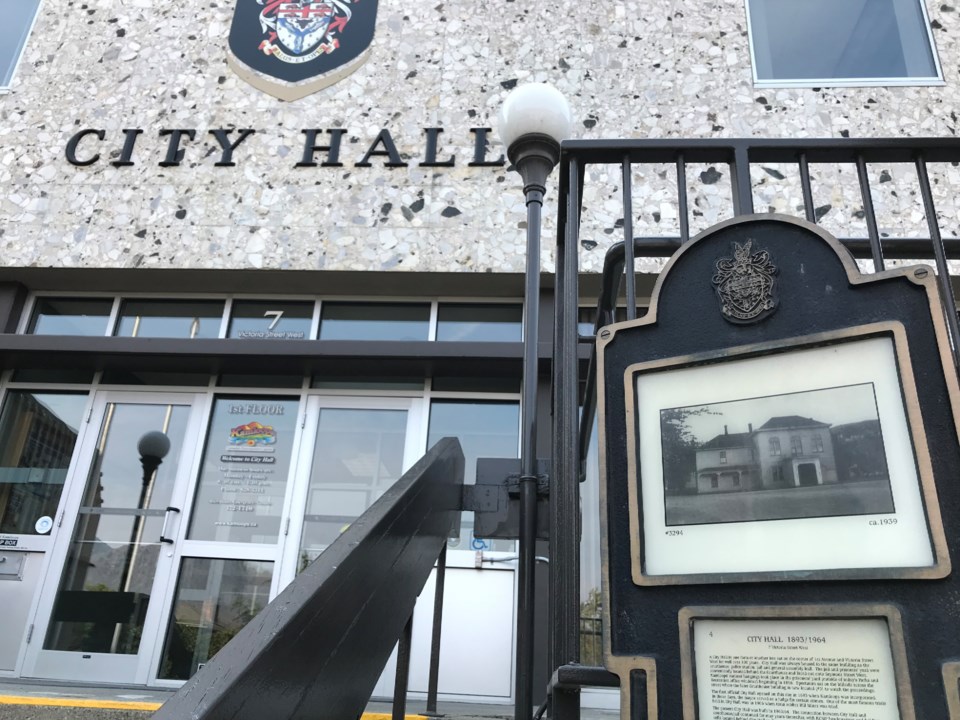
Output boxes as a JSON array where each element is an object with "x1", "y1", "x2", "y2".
[
  {"x1": 695, "y1": 416, "x2": 838, "y2": 494},
  {"x1": 0, "y1": 0, "x2": 957, "y2": 711}
]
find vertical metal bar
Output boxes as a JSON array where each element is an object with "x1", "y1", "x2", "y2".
[
  {"x1": 515, "y1": 175, "x2": 544, "y2": 720},
  {"x1": 677, "y1": 152, "x2": 690, "y2": 243},
  {"x1": 551, "y1": 157, "x2": 582, "y2": 720},
  {"x1": 799, "y1": 153, "x2": 816, "y2": 223},
  {"x1": 730, "y1": 143, "x2": 755, "y2": 216},
  {"x1": 621, "y1": 157, "x2": 637, "y2": 320},
  {"x1": 856, "y1": 154, "x2": 885, "y2": 272},
  {"x1": 424, "y1": 544, "x2": 447, "y2": 717},
  {"x1": 916, "y1": 155, "x2": 960, "y2": 369},
  {"x1": 392, "y1": 615, "x2": 414, "y2": 720}
]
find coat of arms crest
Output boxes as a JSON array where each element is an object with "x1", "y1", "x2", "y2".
[
  {"x1": 711, "y1": 240, "x2": 779, "y2": 323},
  {"x1": 227, "y1": 0, "x2": 378, "y2": 101}
]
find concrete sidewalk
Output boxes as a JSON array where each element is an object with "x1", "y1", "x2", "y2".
[{"x1": 0, "y1": 679, "x2": 619, "y2": 720}]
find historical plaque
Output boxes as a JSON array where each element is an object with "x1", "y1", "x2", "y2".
[
  {"x1": 596, "y1": 215, "x2": 960, "y2": 719},
  {"x1": 680, "y1": 606, "x2": 912, "y2": 720},
  {"x1": 628, "y1": 324, "x2": 941, "y2": 582}
]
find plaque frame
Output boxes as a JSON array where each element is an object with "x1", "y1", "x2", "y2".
[
  {"x1": 678, "y1": 604, "x2": 916, "y2": 720},
  {"x1": 943, "y1": 662, "x2": 960, "y2": 719},
  {"x1": 623, "y1": 320, "x2": 950, "y2": 585}
]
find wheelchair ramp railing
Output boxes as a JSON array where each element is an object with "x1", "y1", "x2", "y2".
[{"x1": 153, "y1": 437, "x2": 465, "y2": 720}]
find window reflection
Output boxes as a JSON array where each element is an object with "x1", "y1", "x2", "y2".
[
  {"x1": 0, "y1": 1, "x2": 41, "y2": 87},
  {"x1": 319, "y1": 302, "x2": 430, "y2": 341},
  {"x1": 428, "y1": 400, "x2": 519, "y2": 551},
  {"x1": 436, "y1": 304, "x2": 522, "y2": 342},
  {"x1": 0, "y1": 392, "x2": 87, "y2": 535},
  {"x1": 228, "y1": 301, "x2": 313, "y2": 340},
  {"x1": 28, "y1": 298, "x2": 113, "y2": 336},
  {"x1": 297, "y1": 408, "x2": 408, "y2": 570},
  {"x1": 159, "y1": 558, "x2": 273, "y2": 679},
  {"x1": 116, "y1": 300, "x2": 224, "y2": 339},
  {"x1": 748, "y1": 0, "x2": 938, "y2": 82}
]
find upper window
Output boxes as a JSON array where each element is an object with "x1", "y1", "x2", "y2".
[
  {"x1": 116, "y1": 300, "x2": 224, "y2": 339},
  {"x1": 28, "y1": 298, "x2": 113, "y2": 336},
  {"x1": 746, "y1": 0, "x2": 941, "y2": 87},
  {"x1": 769, "y1": 437, "x2": 781, "y2": 456},
  {"x1": 0, "y1": 1, "x2": 41, "y2": 89},
  {"x1": 318, "y1": 303, "x2": 430, "y2": 341},
  {"x1": 436, "y1": 304, "x2": 522, "y2": 343}
]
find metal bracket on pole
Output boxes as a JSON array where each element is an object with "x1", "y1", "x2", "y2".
[{"x1": 462, "y1": 458, "x2": 550, "y2": 540}]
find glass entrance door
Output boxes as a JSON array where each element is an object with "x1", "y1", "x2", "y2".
[{"x1": 25, "y1": 392, "x2": 205, "y2": 684}]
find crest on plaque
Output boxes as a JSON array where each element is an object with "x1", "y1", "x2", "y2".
[
  {"x1": 227, "y1": 0, "x2": 378, "y2": 101},
  {"x1": 711, "y1": 240, "x2": 779, "y2": 323}
]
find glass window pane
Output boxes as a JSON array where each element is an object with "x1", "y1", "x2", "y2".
[
  {"x1": 297, "y1": 408, "x2": 408, "y2": 569},
  {"x1": 115, "y1": 300, "x2": 224, "y2": 339},
  {"x1": 428, "y1": 400, "x2": 519, "y2": 552},
  {"x1": 428, "y1": 401, "x2": 519, "y2": 484},
  {"x1": 27, "y1": 298, "x2": 113, "y2": 336},
  {"x1": 749, "y1": 0, "x2": 938, "y2": 81},
  {"x1": 228, "y1": 301, "x2": 313, "y2": 340},
  {"x1": 187, "y1": 397, "x2": 300, "y2": 543},
  {"x1": 159, "y1": 558, "x2": 273, "y2": 680},
  {"x1": 319, "y1": 303, "x2": 430, "y2": 341},
  {"x1": 0, "y1": 1, "x2": 39, "y2": 87},
  {"x1": 436, "y1": 304, "x2": 522, "y2": 342},
  {"x1": 0, "y1": 392, "x2": 87, "y2": 535}
]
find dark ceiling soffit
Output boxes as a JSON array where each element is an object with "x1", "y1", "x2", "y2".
[{"x1": 0, "y1": 335, "x2": 567, "y2": 377}]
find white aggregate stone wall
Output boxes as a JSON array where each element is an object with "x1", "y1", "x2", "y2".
[{"x1": 1, "y1": 0, "x2": 958, "y2": 274}]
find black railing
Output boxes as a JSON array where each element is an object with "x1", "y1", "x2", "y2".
[
  {"x1": 547, "y1": 137, "x2": 960, "y2": 720},
  {"x1": 153, "y1": 437, "x2": 464, "y2": 720}
]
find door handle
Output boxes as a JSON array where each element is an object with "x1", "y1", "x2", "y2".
[{"x1": 159, "y1": 506, "x2": 181, "y2": 545}]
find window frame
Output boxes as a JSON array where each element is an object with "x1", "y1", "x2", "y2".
[{"x1": 744, "y1": 0, "x2": 945, "y2": 88}]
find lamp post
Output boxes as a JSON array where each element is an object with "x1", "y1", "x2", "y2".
[
  {"x1": 498, "y1": 82, "x2": 572, "y2": 720},
  {"x1": 127, "y1": 431, "x2": 171, "y2": 575},
  {"x1": 139, "y1": 430, "x2": 172, "y2": 482},
  {"x1": 137, "y1": 429, "x2": 172, "y2": 544}
]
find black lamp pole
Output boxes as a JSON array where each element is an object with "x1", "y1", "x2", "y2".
[{"x1": 500, "y1": 84, "x2": 570, "y2": 720}]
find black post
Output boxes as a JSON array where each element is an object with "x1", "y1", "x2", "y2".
[
  {"x1": 508, "y1": 133, "x2": 560, "y2": 720},
  {"x1": 424, "y1": 544, "x2": 447, "y2": 717},
  {"x1": 392, "y1": 614, "x2": 414, "y2": 720},
  {"x1": 550, "y1": 157, "x2": 583, "y2": 720}
]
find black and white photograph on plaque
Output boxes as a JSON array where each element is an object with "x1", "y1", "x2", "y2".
[{"x1": 661, "y1": 382, "x2": 894, "y2": 526}]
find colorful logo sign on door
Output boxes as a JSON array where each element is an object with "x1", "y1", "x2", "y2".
[{"x1": 227, "y1": 0, "x2": 378, "y2": 101}]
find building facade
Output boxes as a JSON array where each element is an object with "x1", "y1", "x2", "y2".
[
  {"x1": 695, "y1": 417, "x2": 838, "y2": 493},
  {"x1": 0, "y1": 0, "x2": 957, "y2": 708}
]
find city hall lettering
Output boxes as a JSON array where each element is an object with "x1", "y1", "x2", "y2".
[{"x1": 63, "y1": 126, "x2": 505, "y2": 169}]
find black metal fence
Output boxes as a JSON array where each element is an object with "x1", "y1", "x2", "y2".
[{"x1": 547, "y1": 137, "x2": 960, "y2": 720}]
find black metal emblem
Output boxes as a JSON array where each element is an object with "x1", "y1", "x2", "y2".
[
  {"x1": 227, "y1": 0, "x2": 378, "y2": 101},
  {"x1": 711, "y1": 240, "x2": 779, "y2": 323}
]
